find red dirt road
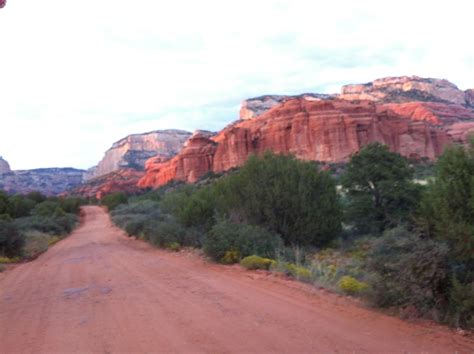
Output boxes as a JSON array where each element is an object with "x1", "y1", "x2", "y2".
[{"x1": 1, "y1": 206, "x2": 473, "y2": 353}]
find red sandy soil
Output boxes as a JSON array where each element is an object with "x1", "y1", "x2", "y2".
[{"x1": 1, "y1": 206, "x2": 473, "y2": 353}]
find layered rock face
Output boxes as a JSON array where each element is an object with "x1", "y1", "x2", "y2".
[
  {"x1": 0, "y1": 168, "x2": 86, "y2": 196},
  {"x1": 0, "y1": 157, "x2": 11, "y2": 174},
  {"x1": 139, "y1": 77, "x2": 474, "y2": 189},
  {"x1": 240, "y1": 94, "x2": 334, "y2": 120},
  {"x1": 89, "y1": 130, "x2": 191, "y2": 179}
]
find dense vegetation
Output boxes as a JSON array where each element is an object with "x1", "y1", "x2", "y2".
[
  {"x1": 0, "y1": 192, "x2": 84, "y2": 263},
  {"x1": 104, "y1": 145, "x2": 473, "y2": 329}
]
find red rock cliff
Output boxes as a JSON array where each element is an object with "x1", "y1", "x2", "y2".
[{"x1": 139, "y1": 98, "x2": 474, "y2": 188}]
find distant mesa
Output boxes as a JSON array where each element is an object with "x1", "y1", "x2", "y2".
[{"x1": 0, "y1": 167, "x2": 86, "y2": 196}]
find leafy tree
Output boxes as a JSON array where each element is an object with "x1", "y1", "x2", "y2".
[
  {"x1": 419, "y1": 142, "x2": 474, "y2": 262},
  {"x1": 8, "y1": 195, "x2": 36, "y2": 218},
  {"x1": 341, "y1": 142, "x2": 420, "y2": 234},
  {"x1": 32, "y1": 201, "x2": 63, "y2": 217},
  {"x1": 0, "y1": 191, "x2": 11, "y2": 216}
]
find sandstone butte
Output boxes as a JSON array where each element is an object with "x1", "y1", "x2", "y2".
[{"x1": 138, "y1": 76, "x2": 474, "y2": 189}]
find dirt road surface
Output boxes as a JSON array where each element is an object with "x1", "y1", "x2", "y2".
[{"x1": 1, "y1": 206, "x2": 473, "y2": 353}]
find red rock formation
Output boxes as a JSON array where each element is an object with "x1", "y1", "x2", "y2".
[
  {"x1": 71, "y1": 169, "x2": 144, "y2": 199},
  {"x1": 138, "y1": 131, "x2": 217, "y2": 187},
  {"x1": 139, "y1": 99, "x2": 474, "y2": 188}
]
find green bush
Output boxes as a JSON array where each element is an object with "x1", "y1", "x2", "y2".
[
  {"x1": 102, "y1": 192, "x2": 128, "y2": 211},
  {"x1": 447, "y1": 277, "x2": 474, "y2": 328},
  {"x1": 240, "y1": 255, "x2": 275, "y2": 270},
  {"x1": 0, "y1": 219, "x2": 24, "y2": 258},
  {"x1": 204, "y1": 219, "x2": 283, "y2": 263},
  {"x1": 14, "y1": 214, "x2": 78, "y2": 236},
  {"x1": 366, "y1": 227, "x2": 449, "y2": 312},
  {"x1": 215, "y1": 152, "x2": 342, "y2": 247},
  {"x1": 32, "y1": 201, "x2": 63, "y2": 217},
  {"x1": 166, "y1": 242, "x2": 181, "y2": 252},
  {"x1": 8, "y1": 195, "x2": 36, "y2": 218},
  {"x1": 144, "y1": 218, "x2": 185, "y2": 248}
]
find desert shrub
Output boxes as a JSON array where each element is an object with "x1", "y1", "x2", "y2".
[
  {"x1": 0, "y1": 191, "x2": 12, "y2": 215},
  {"x1": 166, "y1": 242, "x2": 181, "y2": 252},
  {"x1": 26, "y1": 191, "x2": 46, "y2": 203},
  {"x1": 446, "y1": 278, "x2": 474, "y2": 328},
  {"x1": 215, "y1": 152, "x2": 342, "y2": 247},
  {"x1": 366, "y1": 227, "x2": 449, "y2": 312},
  {"x1": 338, "y1": 275, "x2": 369, "y2": 295},
  {"x1": 144, "y1": 218, "x2": 185, "y2": 248},
  {"x1": 240, "y1": 255, "x2": 276, "y2": 270},
  {"x1": 179, "y1": 185, "x2": 218, "y2": 229},
  {"x1": 113, "y1": 200, "x2": 161, "y2": 215},
  {"x1": 8, "y1": 195, "x2": 36, "y2": 218},
  {"x1": 204, "y1": 219, "x2": 283, "y2": 263},
  {"x1": 14, "y1": 214, "x2": 77, "y2": 236},
  {"x1": 160, "y1": 185, "x2": 196, "y2": 216},
  {"x1": 0, "y1": 219, "x2": 24, "y2": 258},
  {"x1": 111, "y1": 200, "x2": 162, "y2": 237},
  {"x1": 22, "y1": 231, "x2": 51, "y2": 258},
  {"x1": 221, "y1": 250, "x2": 240, "y2": 264},
  {"x1": 32, "y1": 201, "x2": 63, "y2": 217},
  {"x1": 102, "y1": 192, "x2": 128, "y2": 210},
  {"x1": 58, "y1": 197, "x2": 84, "y2": 214}
]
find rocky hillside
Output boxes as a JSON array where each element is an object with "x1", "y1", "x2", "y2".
[
  {"x1": 139, "y1": 76, "x2": 474, "y2": 189},
  {"x1": 0, "y1": 168, "x2": 86, "y2": 196},
  {"x1": 88, "y1": 130, "x2": 191, "y2": 180}
]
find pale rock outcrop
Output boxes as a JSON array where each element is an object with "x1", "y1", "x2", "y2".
[
  {"x1": 0, "y1": 157, "x2": 11, "y2": 174},
  {"x1": 240, "y1": 93, "x2": 335, "y2": 120},
  {"x1": 341, "y1": 76, "x2": 467, "y2": 105},
  {"x1": 89, "y1": 129, "x2": 191, "y2": 179}
]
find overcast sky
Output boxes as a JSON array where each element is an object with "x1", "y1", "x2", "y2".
[{"x1": 1, "y1": 0, "x2": 473, "y2": 170}]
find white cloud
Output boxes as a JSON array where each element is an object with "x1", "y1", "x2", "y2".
[{"x1": 0, "y1": 0, "x2": 473, "y2": 169}]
